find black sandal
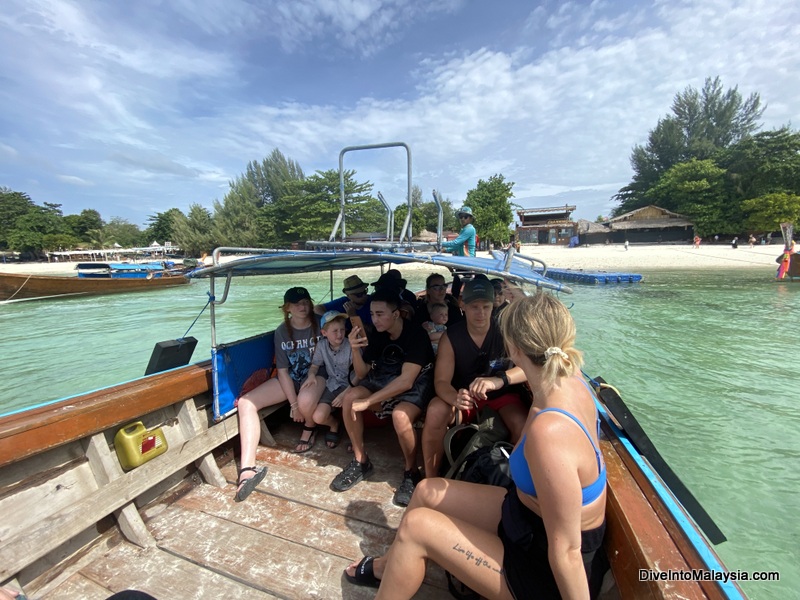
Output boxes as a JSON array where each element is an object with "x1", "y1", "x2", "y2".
[
  {"x1": 234, "y1": 466, "x2": 267, "y2": 502},
  {"x1": 344, "y1": 555, "x2": 381, "y2": 588},
  {"x1": 325, "y1": 425, "x2": 341, "y2": 449},
  {"x1": 292, "y1": 425, "x2": 316, "y2": 453}
]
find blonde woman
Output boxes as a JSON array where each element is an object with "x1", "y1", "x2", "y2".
[{"x1": 344, "y1": 292, "x2": 607, "y2": 599}]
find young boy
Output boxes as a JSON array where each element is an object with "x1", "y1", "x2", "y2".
[
  {"x1": 422, "y1": 302, "x2": 448, "y2": 355},
  {"x1": 300, "y1": 311, "x2": 353, "y2": 448}
]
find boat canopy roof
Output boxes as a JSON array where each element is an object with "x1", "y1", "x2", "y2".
[{"x1": 187, "y1": 249, "x2": 572, "y2": 293}]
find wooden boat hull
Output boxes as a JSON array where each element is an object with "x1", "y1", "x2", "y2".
[
  {"x1": 0, "y1": 363, "x2": 744, "y2": 599},
  {"x1": 0, "y1": 271, "x2": 189, "y2": 301}
]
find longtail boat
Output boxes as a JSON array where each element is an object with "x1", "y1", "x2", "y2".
[
  {"x1": 0, "y1": 144, "x2": 744, "y2": 598},
  {"x1": 0, "y1": 262, "x2": 190, "y2": 302}
]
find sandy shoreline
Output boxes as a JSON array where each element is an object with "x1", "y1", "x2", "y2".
[{"x1": 0, "y1": 243, "x2": 784, "y2": 276}]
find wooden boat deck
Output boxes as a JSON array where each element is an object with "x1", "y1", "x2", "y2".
[{"x1": 30, "y1": 419, "x2": 450, "y2": 599}]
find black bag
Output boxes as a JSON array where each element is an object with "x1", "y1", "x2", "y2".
[
  {"x1": 443, "y1": 408, "x2": 514, "y2": 600},
  {"x1": 443, "y1": 405, "x2": 509, "y2": 480},
  {"x1": 460, "y1": 442, "x2": 514, "y2": 489}
]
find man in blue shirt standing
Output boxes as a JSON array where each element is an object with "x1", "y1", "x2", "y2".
[{"x1": 442, "y1": 206, "x2": 476, "y2": 257}]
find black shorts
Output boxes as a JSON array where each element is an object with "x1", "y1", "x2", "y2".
[
  {"x1": 319, "y1": 384, "x2": 349, "y2": 406},
  {"x1": 498, "y1": 484, "x2": 607, "y2": 599},
  {"x1": 361, "y1": 363, "x2": 434, "y2": 418}
]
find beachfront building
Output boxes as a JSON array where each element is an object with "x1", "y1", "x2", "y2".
[
  {"x1": 575, "y1": 219, "x2": 612, "y2": 246},
  {"x1": 516, "y1": 205, "x2": 577, "y2": 245},
  {"x1": 605, "y1": 205, "x2": 694, "y2": 244}
]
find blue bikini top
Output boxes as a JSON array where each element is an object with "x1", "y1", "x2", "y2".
[{"x1": 509, "y1": 379, "x2": 606, "y2": 506}]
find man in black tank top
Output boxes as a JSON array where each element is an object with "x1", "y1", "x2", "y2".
[{"x1": 421, "y1": 276, "x2": 529, "y2": 479}]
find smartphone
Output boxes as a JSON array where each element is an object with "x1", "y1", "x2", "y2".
[{"x1": 350, "y1": 316, "x2": 368, "y2": 345}]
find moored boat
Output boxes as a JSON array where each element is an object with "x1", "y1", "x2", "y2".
[{"x1": 0, "y1": 263, "x2": 190, "y2": 302}]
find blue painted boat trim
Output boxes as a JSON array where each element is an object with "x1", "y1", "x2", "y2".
[{"x1": 594, "y1": 400, "x2": 744, "y2": 599}]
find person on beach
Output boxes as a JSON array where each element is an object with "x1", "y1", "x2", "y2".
[
  {"x1": 441, "y1": 206, "x2": 477, "y2": 257},
  {"x1": 316, "y1": 275, "x2": 372, "y2": 331},
  {"x1": 421, "y1": 276, "x2": 528, "y2": 479},
  {"x1": 233, "y1": 287, "x2": 323, "y2": 502},
  {"x1": 693, "y1": 235, "x2": 701, "y2": 249},
  {"x1": 731, "y1": 236, "x2": 739, "y2": 249},
  {"x1": 329, "y1": 288, "x2": 435, "y2": 506},
  {"x1": 344, "y1": 292, "x2": 607, "y2": 598},
  {"x1": 299, "y1": 310, "x2": 352, "y2": 449},
  {"x1": 748, "y1": 235, "x2": 756, "y2": 248}
]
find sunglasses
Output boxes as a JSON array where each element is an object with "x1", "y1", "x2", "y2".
[
  {"x1": 459, "y1": 215, "x2": 470, "y2": 219},
  {"x1": 349, "y1": 290, "x2": 367, "y2": 298},
  {"x1": 428, "y1": 284, "x2": 446, "y2": 291}
]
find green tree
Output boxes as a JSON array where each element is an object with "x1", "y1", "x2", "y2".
[
  {"x1": 719, "y1": 127, "x2": 800, "y2": 201},
  {"x1": 144, "y1": 208, "x2": 184, "y2": 246},
  {"x1": 614, "y1": 77, "x2": 764, "y2": 214},
  {"x1": 86, "y1": 227, "x2": 114, "y2": 249},
  {"x1": 172, "y1": 204, "x2": 216, "y2": 257},
  {"x1": 742, "y1": 192, "x2": 800, "y2": 232},
  {"x1": 646, "y1": 159, "x2": 728, "y2": 235},
  {"x1": 6, "y1": 203, "x2": 65, "y2": 256},
  {"x1": 63, "y1": 209, "x2": 105, "y2": 243},
  {"x1": 42, "y1": 233, "x2": 81, "y2": 252},
  {"x1": 212, "y1": 180, "x2": 262, "y2": 247},
  {"x1": 105, "y1": 217, "x2": 144, "y2": 248},
  {"x1": 242, "y1": 148, "x2": 305, "y2": 207},
  {"x1": 420, "y1": 194, "x2": 458, "y2": 233},
  {"x1": 0, "y1": 187, "x2": 36, "y2": 249},
  {"x1": 273, "y1": 169, "x2": 374, "y2": 242},
  {"x1": 673, "y1": 76, "x2": 764, "y2": 156},
  {"x1": 464, "y1": 174, "x2": 515, "y2": 244}
]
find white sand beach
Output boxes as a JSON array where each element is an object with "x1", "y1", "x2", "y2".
[{"x1": 0, "y1": 242, "x2": 785, "y2": 276}]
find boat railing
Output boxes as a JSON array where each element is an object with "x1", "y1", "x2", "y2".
[{"x1": 330, "y1": 142, "x2": 416, "y2": 244}]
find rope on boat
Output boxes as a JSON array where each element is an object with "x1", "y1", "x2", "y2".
[
  {"x1": 581, "y1": 370, "x2": 621, "y2": 398},
  {"x1": 5, "y1": 273, "x2": 33, "y2": 302},
  {"x1": 179, "y1": 291, "x2": 214, "y2": 341}
]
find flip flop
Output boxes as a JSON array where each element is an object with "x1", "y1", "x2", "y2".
[
  {"x1": 292, "y1": 425, "x2": 316, "y2": 453},
  {"x1": 325, "y1": 427, "x2": 341, "y2": 449},
  {"x1": 344, "y1": 555, "x2": 381, "y2": 588},
  {"x1": 234, "y1": 466, "x2": 267, "y2": 502}
]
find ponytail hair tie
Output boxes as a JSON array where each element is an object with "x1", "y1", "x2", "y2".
[{"x1": 544, "y1": 346, "x2": 568, "y2": 361}]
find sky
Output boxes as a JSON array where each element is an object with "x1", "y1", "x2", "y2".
[{"x1": 1, "y1": 0, "x2": 799, "y2": 229}]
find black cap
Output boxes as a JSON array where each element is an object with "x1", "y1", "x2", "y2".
[
  {"x1": 284, "y1": 287, "x2": 311, "y2": 304},
  {"x1": 462, "y1": 278, "x2": 494, "y2": 304}
]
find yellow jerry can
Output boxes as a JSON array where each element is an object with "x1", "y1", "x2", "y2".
[{"x1": 114, "y1": 421, "x2": 168, "y2": 470}]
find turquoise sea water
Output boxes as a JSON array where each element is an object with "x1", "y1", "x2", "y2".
[{"x1": 1, "y1": 267, "x2": 797, "y2": 598}]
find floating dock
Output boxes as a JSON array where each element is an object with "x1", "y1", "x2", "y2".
[{"x1": 537, "y1": 268, "x2": 643, "y2": 284}]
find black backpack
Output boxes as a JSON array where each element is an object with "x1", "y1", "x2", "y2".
[{"x1": 443, "y1": 407, "x2": 514, "y2": 599}]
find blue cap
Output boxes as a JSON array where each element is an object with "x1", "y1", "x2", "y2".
[{"x1": 321, "y1": 310, "x2": 347, "y2": 328}]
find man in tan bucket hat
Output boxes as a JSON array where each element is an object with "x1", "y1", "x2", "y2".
[{"x1": 315, "y1": 274, "x2": 373, "y2": 329}]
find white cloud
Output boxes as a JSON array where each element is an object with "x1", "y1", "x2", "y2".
[
  {"x1": 0, "y1": 143, "x2": 19, "y2": 158},
  {"x1": 56, "y1": 174, "x2": 92, "y2": 186},
  {"x1": 1, "y1": 0, "x2": 799, "y2": 225}
]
